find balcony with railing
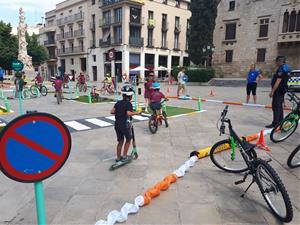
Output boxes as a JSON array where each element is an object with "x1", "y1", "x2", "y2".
[
  {"x1": 100, "y1": 0, "x2": 144, "y2": 7},
  {"x1": 112, "y1": 37, "x2": 122, "y2": 45},
  {"x1": 74, "y1": 29, "x2": 85, "y2": 37},
  {"x1": 129, "y1": 37, "x2": 144, "y2": 47},
  {"x1": 47, "y1": 54, "x2": 57, "y2": 61},
  {"x1": 148, "y1": 19, "x2": 155, "y2": 29},
  {"x1": 129, "y1": 17, "x2": 144, "y2": 26},
  {"x1": 44, "y1": 40, "x2": 56, "y2": 46},
  {"x1": 174, "y1": 24, "x2": 181, "y2": 33},
  {"x1": 64, "y1": 31, "x2": 74, "y2": 39},
  {"x1": 57, "y1": 46, "x2": 85, "y2": 55},
  {"x1": 90, "y1": 22, "x2": 96, "y2": 30},
  {"x1": 99, "y1": 18, "x2": 111, "y2": 28},
  {"x1": 99, "y1": 38, "x2": 111, "y2": 47},
  {"x1": 56, "y1": 33, "x2": 64, "y2": 41},
  {"x1": 161, "y1": 21, "x2": 169, "y2": 31},
  {"x1": 56, "y1": 12, "x2": 84, "y2": 26}
]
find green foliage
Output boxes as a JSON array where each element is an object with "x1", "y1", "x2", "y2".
[
  {"x1": 0, "y1": 21, "x2": 18, "y2": 70},
  {"x1": 26, "y1": 33, "x2": 48, "y2": 66},
  {"x1": 188, "y1": 0, "x2": 218, "y2": 65},
  {"x1": 171, "y1": 67, "x2": 215, "y2": 82}
]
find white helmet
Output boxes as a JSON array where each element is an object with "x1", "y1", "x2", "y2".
[{"x1": 121, "y1": 85, "x2": 134, "y2": 96}]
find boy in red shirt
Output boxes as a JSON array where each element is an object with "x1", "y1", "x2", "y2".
[{"x1": 149, "y1": 82, "x2": 166, "y2": 115}]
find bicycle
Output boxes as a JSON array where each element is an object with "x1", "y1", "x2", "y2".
[
  {"x1": 30, "y1": 82, "x2": 48, "y2": 97},
  {"x1": 100, "y1": 82, "x2": 115, "y2": 95},
  {"x1": 205, "y1": 105, "x2": 293, "y2": 222},
  {"x1": 270, "y1": 92, "x2": 300, "y2": 143},
  {"x1": 148, "y1": 99, "x2": 168, "y2": 134},
  {"x1": 76, "y1": 82, "x2": 87, "y2": 92},
  {"x1": 287, "y1": 144, "x2": 300, "y2": 168},
  {"x1": 55, "y1": 90, "x2": 63, "y2": 104}
]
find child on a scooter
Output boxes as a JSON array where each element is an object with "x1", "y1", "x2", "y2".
[
  {"x1": 110, "y1": 84, "x2": 141, "y2": 163},
  {"x1": 149, "y1": 82, "x2": 166, "y2": 115}
]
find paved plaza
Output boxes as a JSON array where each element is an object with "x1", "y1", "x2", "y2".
[{"x1": 0, "y1": 83, "x2": 299, "y2": 225}]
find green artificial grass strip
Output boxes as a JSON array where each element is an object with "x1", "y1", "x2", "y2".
[
  {"x1": 144, "y1": 105, "x2": 197, "y2": 117},
  {"x1": 75, "y1": 95, "x2": 113, "y2": 103}
]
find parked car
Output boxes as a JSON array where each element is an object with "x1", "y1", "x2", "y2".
[{"x1": 288, "y1": 69, "x2": 300, "y2": 92}]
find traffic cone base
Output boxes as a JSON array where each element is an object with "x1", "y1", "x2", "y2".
[{"x1": 256, "y1": 130, "x2": 271, "y2": 152}]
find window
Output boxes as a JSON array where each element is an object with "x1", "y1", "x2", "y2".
[
  {"x1": 147, "y1": 29, "x2": 154, "y2": 47},
  {"x1": 259, "y1": 18, "x2": 269, "y2": 38},
  {"x1": 103, "y1": 11, "x2": 111, "y2": 25},
  {"x1": 130, "y1": 7, "x2": 141, "y2": 23},
  {"x1": 162, "y1": 14, "x2": 168, "y2": 30},
  {"x1": 163, "y1": 0, "x2": 167, "y2": 4},
  {"x1": 148, "y1": 11, "x2": 154, "y2": 20},
  {"x1": 225, "y1": 50, "x2": 233, "y2": 63},
  {"x1": 225, "y1": 23, "x2": 236, "y2": 40},
  {"x1": 289, "y1": 9, "x2": 297, "y2": 32},
  {"x1": 257, "y1": 48, "x2": 266, "y2": 62},
  {"x1": 175, "y1": 16, "x2": 180, "y2": 28},
  {"x1": 229, "y1": 1, "x2": 235, "y2": 11},
  {"x1": 92, "y1": 0, "x2": 95, "y2": 5},
  {"x1": 161, "y1": 31, "x2": 167, "y2": 48},
  {"x1": 114, "y1": 8, "x2": 122, "y2": 23},
  {"x1": 174, "y1": 33, "x2": 179, "y2": 49},
  {"x1": 175, "y1": 0, "x2": 180, "y2": 7},
  {"x1": 71, "y1": 58, "x2": 74, "y2": 65},
  {"x1": 282, "y1": 11, "x2": 289, "y2": 33},
  {"x1": 114, "y1": 26, "x2": 122, "y2": 43},
  {"x1": 297, "y1": 10, "x2": 300, "y2": 31},
  {"x1": 93, "y1": 55, "x2": 96, "y2": 62}
]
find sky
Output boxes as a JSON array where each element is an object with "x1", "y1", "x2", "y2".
[{"x1": 0, "y1": 0, "x2": 63, "y2": 26}]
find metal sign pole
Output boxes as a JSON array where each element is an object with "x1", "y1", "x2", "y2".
[
  {"x1": 115, "y1": 74, "x2": 118, "y2": 101},
  {"x1": 34, "y1": 181, "x2": 47, "y2": 225},
  {"x1": 134, "y1": 75, "x2": 137, "y2": 111}
]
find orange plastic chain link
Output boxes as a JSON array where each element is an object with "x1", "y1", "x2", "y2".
[{"x1": 143, "y1": 174, "x2": 178, "y2": 206}]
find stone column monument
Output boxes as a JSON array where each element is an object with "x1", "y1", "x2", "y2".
[{"x1": 18, "y1": 8, "x2": 34, "y2": 76}]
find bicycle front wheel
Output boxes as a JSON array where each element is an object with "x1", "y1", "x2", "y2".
[
  {"x1": 287, "y1": 145, "x2": 300, "y2": 168},
  {"x1": 30, "y1": 85, "x2": 39, "y2": 96},
  {"x1": 40, "y1": 86, "x2": 48, "y2": 96},
  {"x1": 148, "y1": 115, "x2": 158, "y2": 134},
  {"x1": 210, "y1": 139, "x2": 256, "y2": 173},
  {"x1": 270, "y1": 114, "x2": 298, "y2": 143},
  {"x1": 22, "y1": 89, "x2": 31, "y2": 99},
  {"x1": 256, "y1": 159, "x2": 293, "y2": 222}
]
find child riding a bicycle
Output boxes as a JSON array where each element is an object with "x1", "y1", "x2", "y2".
[
  {"x1": 149, "y1": 82, "x2": 167, "y2": 115},
  {"x1": 110, "y1": 84, "x2": 141, "y2": 163},
  {"x1": 32, "y1": 72, "x2": 43, "y2": 87},
  {"x1": 53, "y1": 76, "x2": 63, "y2": 98}
]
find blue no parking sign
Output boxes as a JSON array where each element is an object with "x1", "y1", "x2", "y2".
[{"x1": 0, "y1": 113, "x2": 71, "y2": 183}]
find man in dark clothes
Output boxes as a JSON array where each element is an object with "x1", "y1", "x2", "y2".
[{"x1": 266, "y1": 56, "x2": 290, "y2": 128}]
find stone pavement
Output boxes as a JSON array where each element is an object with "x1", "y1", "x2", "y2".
[{"x1": 0, "y1": 83, "x2": 299, "y2": 225}]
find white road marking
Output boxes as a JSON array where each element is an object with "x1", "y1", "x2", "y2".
[
  {"x1": 85, "y1": 118, "x2": 113, "y2": 127},
  {"x1": 64, "y1": 121, "x2": 91, "y2": 131}
]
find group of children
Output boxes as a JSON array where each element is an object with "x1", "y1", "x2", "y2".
[{"x1": 110, "y1": 73, "x2": 166, "y2": 163}]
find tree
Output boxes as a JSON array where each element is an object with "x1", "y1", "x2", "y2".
[
  {"x1": 0, "y1": 21, "x2": 18, "y2": 70},
  {"x1": 188, "y1": 0, "x2": 218, "y2": 65},
  {"x1": 26, "y1": 33, "x2": 48, "y2": 66}
]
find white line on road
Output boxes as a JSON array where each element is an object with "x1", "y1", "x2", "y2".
[
  {"x1": 105, "y1": 116, "x2": 116, "y2": 121},
  {"x1": 65, "y1": 121, "x2": 91, "y2": 131},
  {"x1": 85, "y1": 118, "x2": 113, "y2": 127}
]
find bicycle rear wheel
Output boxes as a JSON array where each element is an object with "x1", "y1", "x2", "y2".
[
  {"x1": 22, "y1": 89, "x2": 30, "y2": 99},
  {"x1": 148, "y1": 115, "x2": 158, "y2": 134},
  {"x1": 210, "y1": 139, "x2": 256, "y2": 173},
  {"x1": 56, "y1": 92, "x2": 61, "y2": 104},
  {"x1": 270, "y1": 114, "x2": 298, "y2": 143},
  {"x1": 162, "y1": 111, "x2": 168, "y2": 127},
  {"x1": 287, "y1": 145, "x2": 300, "y2": 168},
  {"x1": 40, "y1": 86, "x2": 48, "y2": 96},
  {"x1": 256, "y1": 159, "x2": 293, "y2": 222}
]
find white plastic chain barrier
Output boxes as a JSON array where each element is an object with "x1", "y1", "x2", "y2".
[{"x1": 95, "y1": 156, "x2": 199, "y2": 225}]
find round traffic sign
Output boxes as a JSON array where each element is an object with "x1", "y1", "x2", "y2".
[
  {"x1": 0, "y1": 113, "x2": 71, "y2": 183},
  {"x1": 182, "y1": 75, "x2": 188, "y2": 82},
  {"x1": 11, "y1": 59, "x2": 24, "y2": 72}
]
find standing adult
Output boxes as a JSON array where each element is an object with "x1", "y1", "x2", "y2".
[
  {"x1": 177, "y1": 67, "x2": 186, "y2": 97},
  {"x1": 0, "y1": 66, "x2": 4, "y2": 87},
  {"x1": 144, "y1": 72, "x2": 155, "y2": 112},
  {"x1": 266, "y1": 56, "x2": 290, "y2": 128},
  {"x1": 246, "y1": 64, "x2": 263, "y2": 104}
]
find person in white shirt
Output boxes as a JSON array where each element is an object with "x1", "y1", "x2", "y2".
[{"x1": 177, "y1": 67, "x2": 186, "y2": 97}]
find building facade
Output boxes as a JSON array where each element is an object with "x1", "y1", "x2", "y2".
[
  {"x1": 40, "y1": 0, "x2": 191, "y2": 81},
  {"x1": 213, "y1": 0, "x2": 300, "y2": 78}
]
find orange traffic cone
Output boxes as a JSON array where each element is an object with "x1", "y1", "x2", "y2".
[
  {"x1": 208, "y1": 90, "x2": 215, "y2": 97},
  {"x1": 256, "y1": 130, "x2": 271, "y2": 152}
]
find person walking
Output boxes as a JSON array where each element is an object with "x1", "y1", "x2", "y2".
[
  {"x1": 144, "y1": 72, "x2": 155, "y2": 112},
  {"x1": 0, "y1": 66, "x2": 4, "y2": 87},
  {"x1": 246, "y1": 64, "x2": 263, "y2": 104},
  {"x1": 177, "y1": 67, "x2": 186, "y2": 97},
  {"x1": 266, "y1": 56, "x2": 290, "y2": 128}
]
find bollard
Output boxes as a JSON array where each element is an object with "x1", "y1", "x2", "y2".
[
  {"x1": 0, "y1": 89, "x2": 4, "y2": 99},
  {"x1": 88, "y1": 88, "x2": 92, "y2": 104},
  {"x1": 197, "y1": 96, "x2": 202, "y2": 112},
  {"x1": 162, "y1": 101, "x2": 167, "y2": 114},
  {"x1": 3, "y1": 96, "x2": 11, "y2": 112},
  {"x1": 68, "y1": 80, "x2": 73, "y2": 99},
  {"x1": 75, "y1": 86, "x2": 80, "y2": 98}
]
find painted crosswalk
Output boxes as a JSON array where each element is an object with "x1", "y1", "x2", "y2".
[{"x1": 64, "y1": 115, "x2": 150, "y2": 132}]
